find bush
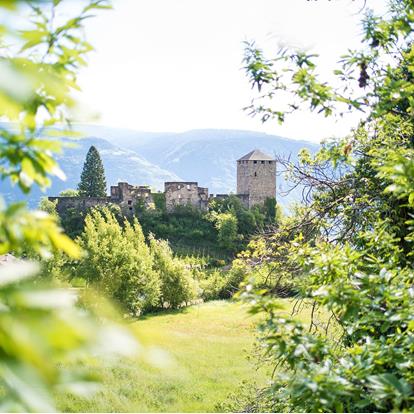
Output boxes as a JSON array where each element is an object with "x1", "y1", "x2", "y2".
[
  {"x1": 59, "y1": 189, "x2": 79, "y2": 197},
  {"x1": 149, "y1": 235, "x2": 197, "y2": 309},
  {"x1": 38, "y1": 197, "x2": 59, "y2": 218},
  {"x1": 78, "y1": 208, "x2": 160, "y2": 315},
  {"x1": 200, "y1": 260, "x2": 247, "y2": 301},
  {"x1": 199, "y1": 270, "x2": 227, "y2": 301},
  {"x1": 214, "y1": 212, "x2": 239, "y2": 251}
]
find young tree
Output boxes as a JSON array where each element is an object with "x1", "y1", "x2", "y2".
[
  {"x1": 78, "y1": 208, "x2": 161, "y2": 315},
  {"x1": 214, "y1": 212, "x2": 239, "y2": 251},
  {"x1": 38, "y1": 197, "x2": 58, "y2": 219},
  {"x1": 149, "y1": 235, "x2": 197, "y2": 309},
  {"x1": 78, "y1": 146, "x2": 107, "y2": 197}
]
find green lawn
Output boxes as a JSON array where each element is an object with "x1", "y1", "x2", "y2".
[{"x1": 56, "y1": 300, "x2": 293, "y2": 412}]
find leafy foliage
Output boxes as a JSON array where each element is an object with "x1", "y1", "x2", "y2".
[
  {"x1": 243, "y1": 1, "x2": 414, "y2": 124},
  {"x1": 77, "y1": 208, "x2": 161, "y2": 315},
  {"x1": 137, "y1": 204, "x2": 217, "y2": 246},
  {"x1": 77, "y1": 145, "x2": 107, "y2": 197},
  {"x1": 234, "y1": 0, "x2": 414, "y2": 412},
  {"x1": 149, "y1": 235, "x2": 197, "y2": 309},
  {"x1": 209, "y1": 194, "x2": 268, "y2": 235},
  {"x1": 59, "y1": 188, "x2": 79, "y2": 197},
  {"x1": 0, "y1": 260, "x2": 137, "y2": 412},
  {"x1": 212, "y1": 212, "x2": 239, "y2": 251},
  {"x1": 199, "y1": 260, "x2": 247, "y2": 301},
  {"x1": 0, "y1": 1, "x2": 143, "y2": 411},
  {"x1": 38, "y1": 196, "x2": 58, "y2": 218}
]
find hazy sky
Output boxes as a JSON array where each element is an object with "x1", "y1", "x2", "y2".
[{"x1": 75, "y1": 0, "x2": 388, "y2": 142}]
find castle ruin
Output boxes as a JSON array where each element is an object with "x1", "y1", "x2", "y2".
[
  {"x1": 164, "y1": 182, "x2": 209, "y2": 212},
  {"x1": 49, "y1": 182, "x2": 154, "y2": 216},
  {"x1": 49, "y1": 149, "x2": 276, "y2": 214},
  {"x1": 236, "y1": 149, "x2": 276, "y2": 208}
]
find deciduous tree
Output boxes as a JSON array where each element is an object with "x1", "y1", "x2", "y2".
[
  {"x1": 234, "y1": 1, "x2": 414, "y2": 412},
  {"x1": 0, "y1": 1, "x2": 138, "y2": 411}
]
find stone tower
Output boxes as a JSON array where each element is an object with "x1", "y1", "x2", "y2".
[{"x1": 237, "y1": 149, "x2": 276, "y2": 207}]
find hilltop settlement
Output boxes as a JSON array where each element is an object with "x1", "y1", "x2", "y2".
[{"x1": 49, "y1": 149, "x2": 277, "y2": 216}]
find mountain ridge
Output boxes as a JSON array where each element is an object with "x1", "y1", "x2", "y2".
[{"x1": 1, "y1": 125, "x2": 320, "y2": 209}]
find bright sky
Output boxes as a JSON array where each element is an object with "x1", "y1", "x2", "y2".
[{"x1": 75, "y1": 0, "x2": 388, "y2": 143}]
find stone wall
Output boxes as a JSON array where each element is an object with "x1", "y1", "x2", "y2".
[
  {"x1": 236, "y1": 193, "x2": 250, "y2": 208},
  {"x1": 49, "y1": 182, "x2": 155, "y2": 217},
  {"x1": 237, "y1": 159, "x2": 276, "y2": 207},
  {"x1": 165, "y1": 182, "x2": 209, "y2": 212},
  {"x1": 48, "y1": 196, "x2": 110, "y2": 216},
  {"x1": 197, "y1": 186, "x2": 209, "y2": 210},
  {"x1": 110, "y1": 182, "x2": 154, "y2": 215},
  {"x1": 209, "y1": 193, "x2": 250, "y2": 209},
  {"x1": 48, "y1": 149, "x2": 276, "y2": 218}
]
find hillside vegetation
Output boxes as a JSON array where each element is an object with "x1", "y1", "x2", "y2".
[{"x1": 2, "y1": 0, "x2": 414, "y2": 412}]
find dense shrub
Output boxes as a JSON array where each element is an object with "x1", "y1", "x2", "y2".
[
  {"x1": 149, "y1": 235, "x2": 197, "y2": 308},
  {"x1": 200, "y1": 259, "x2": 247, "y2": 301},
  {"x1": 213, "y1": 212, "x2": 239, "y2": 251},
  {"x1": 199, "y1": 270, "x2": 227, "y2": 301},
  {"x1": 77, "y1": 208, "x2": 161, "y2": 315},
  {"x1": 137, "y1": 204, "x2": 217, "y2": 244}
]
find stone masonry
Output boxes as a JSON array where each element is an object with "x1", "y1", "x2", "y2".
[
  {"x1": 49, "y1": 149, "x2": 276, "y2": 216},
  {"x1": 164, "y1": 182, "x2": 209, "y2": 212},
  {"x1": 48, "y1": 195, "x2": 110, "y2": 216},
  {"x1": 49, "y1": 182, "x2": 153, "y2": 216},
  {"x1": 236, "y1": 149, "x2": 276, "y2": 208},
  {"x1": 110, "y1": 182, "x2": 154, "y2": 214}
]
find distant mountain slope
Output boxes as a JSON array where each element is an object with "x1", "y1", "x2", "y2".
[
  {"x1": 57, "y1": 137, "x2": 180, "y2": 190},
  {"x1": 101, "y1": 128, "x2": 320, "y2": 207},
  {"x1": 1, "y1": 125, "x2": 320, "y2": 209},
  {"x1": 1, "y1": 136, "x2": 181, "y2": 207}
]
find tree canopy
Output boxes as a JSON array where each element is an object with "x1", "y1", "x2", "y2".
[
  {"x1": 78, "y1": 145, "x2": 107, "y2": 197},
  {"x1": 0, "y1": 1, "x2": 140, "y2": 411},
  {"x1": 229, "y1": 1, "x2": 414, "y2": 412}
]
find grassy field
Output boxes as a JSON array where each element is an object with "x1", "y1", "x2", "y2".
[{"x1": 56, "y1": 299, "x2": 301, "y2": 412}]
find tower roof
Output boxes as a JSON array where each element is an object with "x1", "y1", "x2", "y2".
[{"x1": 238, "y1": 149, "x2": 274, "y2": 161}]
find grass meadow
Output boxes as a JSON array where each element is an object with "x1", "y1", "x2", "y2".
[{"x1": 57, "y1": 299, "x2": 309, "y2": 412}]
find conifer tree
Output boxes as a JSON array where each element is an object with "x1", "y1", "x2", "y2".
[{"x1": 78, "y1": 145, "x2": 107, "y2": 197}]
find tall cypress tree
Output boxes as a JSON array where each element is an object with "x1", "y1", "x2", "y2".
[{"x1": 78, "y1": 146, "x2": 107, "y2": 197}]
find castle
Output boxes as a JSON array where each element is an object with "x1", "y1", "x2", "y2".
[
  {"x1": 236, "y1": 149, "x2": 276, "y2": 207},
  {"x1": 49, "y1": 149, "x2": 276, "y2": 215}
]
